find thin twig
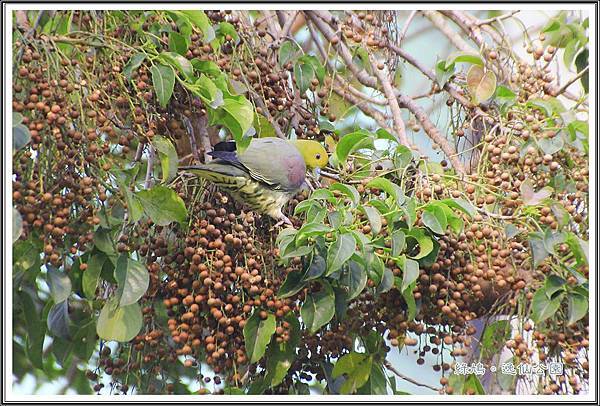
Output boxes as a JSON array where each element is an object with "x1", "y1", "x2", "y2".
[
  {"x1": 398, "y1": 95, "x2": 466, "y2": 175},
  {"x1": 280, "y1": 10, "x2": 300, "y2": 39},
  {"x1": 398, "y1": 10, "x2": 418, "y2": 44},
  {"x1": 554, "y1": 66, "x2": 588, "y2": 96},
  {"x1": 422, "y1": 11, "x2": 475, "y2": 53},
  {"x1": 384, "y1": 360, "x2": 443, "y2": 393},
  {"x1": 181, "y1": 114, "x2": 201, "y2": 162},
  {"x1": 475, "y1": 10, "x2": 520, "y2": 26}
]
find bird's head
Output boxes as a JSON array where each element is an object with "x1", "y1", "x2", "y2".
[{"x1": 290, "y1": 139, "x2": 328, "y2": 175}]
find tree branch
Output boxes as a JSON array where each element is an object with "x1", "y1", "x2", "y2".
[
  {"x1": 384, "y1": 360, "x2": 443, "y2": 393},
  {"x1": 422, "y1": 11, "x2": 475, "y2": 53},
  {"x1": 369, "y1": 56, "x2": 410, "y2": 146}
]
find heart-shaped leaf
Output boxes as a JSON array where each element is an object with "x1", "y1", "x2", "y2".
[{"x1": 466, "y1": 65, "x2": 497, "y2": 104}]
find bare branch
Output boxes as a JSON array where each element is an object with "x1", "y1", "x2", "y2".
[
  {"x1": 384, "y1": 360, "x2": 443, "y2": 393},
  {"x1": 553, "y1": 66, "x2": 588, "y2": 97},
  {"x1": 196, "y1": 113, "x2": 212, "y2": 163},
  {"x1": 398, "y1": 10, "x2": 418, "y2": 44},
  {"x1": 475, "y1": 10, "x2": 520, "y2": 26},
  {"x1": 422, "y1": 11, "x2": 475, "y2": 53},
  {"x1": 398, "y1": 95, "x2": 466, "y2": 175},
  {"x1": 370, "y1": 57, "x2": 410, "y2": 146}
]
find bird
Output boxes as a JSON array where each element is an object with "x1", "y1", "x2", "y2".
[{"x1": 180, "y1": 137, "x2": 328, "y2": 227}]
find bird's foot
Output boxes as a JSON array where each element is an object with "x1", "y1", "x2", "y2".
[{"x1": 270, "y1": 215, "x2": 294, "y2": 232}]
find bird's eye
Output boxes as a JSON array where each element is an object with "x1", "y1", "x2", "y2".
[{"x1": 315, "y1": 154, "x2": 321, "y2": 160}]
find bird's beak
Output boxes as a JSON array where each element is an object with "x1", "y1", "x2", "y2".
[{"x1": 312, "y1": 167, "x2": 321, "y2": 179}]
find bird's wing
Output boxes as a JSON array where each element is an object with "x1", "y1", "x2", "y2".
[{"x1": 238, "y1": 138, "x2": 306, "y2": 191}]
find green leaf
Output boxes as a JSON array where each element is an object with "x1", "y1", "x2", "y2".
[
  {"x1": 326, "y1": 233, "x2": 356, "y2": 275},
  {"x1": 440, "y1": 198, "x2": 476, "y2": 218},
  {"x1": 47, "y1": 267, "x2": 72, "y2": 303},
  {"x1": 216, "y1": 21, "x2": 239, "y2": 43},
  {"x1": 464, "y1": 374, "x2": 485, "y2": 395},
  {"x1": 179, "y1": 10, "x2": 215, "y2": 42},
  {"x1": 520, "y1": 179, "x2": 553, "y2": 206},
  {"x1": 301, "y1": 280, "x2": 335, "y2": 333},
  {"x1": 153, "y1": 135, "x2": 178, "y2": 183},
  {"x1": 466, "y1": 65, "x2": 497, "y2": 104},
  {"x1": 565, "y1": 232, "x2": 588, "y2": 266},
  {"x1": 294, "y1": 61, "x2": 314, "y2": 94},
  {"x1": 567, "y1": 293, "x2": 588, "y2": 325},
  {"x1": 158, "y1": 51, "x2": 193, "y2": 78},
  {"x1": 136, "y1": 185, "x2": 188, "y2": 226},
  {"x1": 191, "y1": 59, "x2": 221, "y2": 76},
  {"x1": 446, "y1": 51, "x2": 484, "y2": 67},
  {"x1": 435, "y1": 59, "x2": 455, "y2": 87},
  {"x1": 122, "y1": 53, "x2": 147, "y2": 80},
  {"x1": 298, "y1": 54, "x2": 325, "y2": 83},
  {"x1": 96, "y1": 299, "x2": 143, "y2": 342},
  {"x1": 168, "y1": 31, "x2": 189, "y2": 55},
  {"x1": 341, "y1": 261, "x2": 367, "y2": 300},
  {"x1": 528, "y1": 232, "x2": 549, "y2": 268},
  {"x1": 401, "y1": 282, "x2": 417, "y2": 320},
  {"x1": 304, "y1": 255, "x2": 327, "y2": 281},
  {"x1": 13, "y1": 124, "x2": 31, "y2": 151},
  {"x1": 360, "y1": 206, "x2": 382, "y2": 235},
  {"x1": 279, "y1": 40, "x2": 303, "y2": 67},
  {"x1": 82, "y1": 253, "x2": 106, "y2": 299},
  {"x1": 575, "y1": 48, "x2": 589, "y2": 93},
  {"x1": 495, "y1": 85, "x2": 516, "y2": 107},
  {"x1": 335, "y1": 131, "x2": 374, "y2": 163},
  {"x1": 18, "y1": 290, "x2": 46, "y2": 369},
  {"x1": 330, "y1": 183, "x2": 360, "y2": 208},
  {"x1": 72, "y1": 321, "x2": 97, "y2": 362},
  {"x1": 375, "y1": 128, "x2": 398, "y2": 143},
  {"x1": 243, "y1": 311, "x2": 276, "y2": 363},
  {"x1": 480, "y1": 320, "x2": 509, "y2": 359},
  {"x1": 563, "y1": 38, "x2": 580, "y2": 68},
  {"x1": 543, "y1": 229, "x2": 565, "y2": 256},
  {"x1": 114, "y1": 255, "x2": 149, "y2": 306},
  {"x1": 422, "y1": 204, "x2": 447, "y2": 235},
  {"x1": 13, "y1": 207, "x2": 23, "y2": 242},
  {"x1": 332, "y1": 352, "x2": 373, "y2": 394},
  {"x1": 296, "y1": 223, "x2": 332, "y2": 245},
  {"x1": 358, "y1": 363, "x2": 388, "y2": 394},
  {"x1": 150, "y1": 64, "x2": 175, "y2": 108},
  {"x1": 376, "y1": 268, "x2": 394, "y2": 294},
  {"x1": 366, "y1": 252, "x2": 385, "y2": 285},
  {"x1": 527, "y1": 97, "x2": 566, "y2": 116},
  {"x1": 47, "y1": 300, "x2": 71, "y2": 339},
  {"x1": 278, "y1": 271, "x2": 306, "y2": 298},
  {"x1": 254, "y1": 114, "x2": 277, "y2": 138},
  {"x1": 220, "y1": 97, "x2": 254, "y2": 144},
  {"x1": 391, "y1": 230, "x2": 406, "y2": 257},
  {"x1": 531, "y1": 288, "x2": 562, "y2": 323},
  {"x1": 124, "y1": 189, "x2": 144, "y2": 222},
  {"x1": 544, "y1": 275, "x2": 566, "y2": 299},
  {"x1": 399, "y1": 256, "x2": 419, "y2": 292},
  {"x1": 193, "y1": 74, "x2": 224, "y2": 109},
  {"x1": 366, "y1": 177, "x2": 406, "y2": 207},
  {"x1": 405, "y1": 228, "x2": 434, "y2": 259},
  {"x1": 537, "y1": 135, "x2": 564, "y2": 155}
]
